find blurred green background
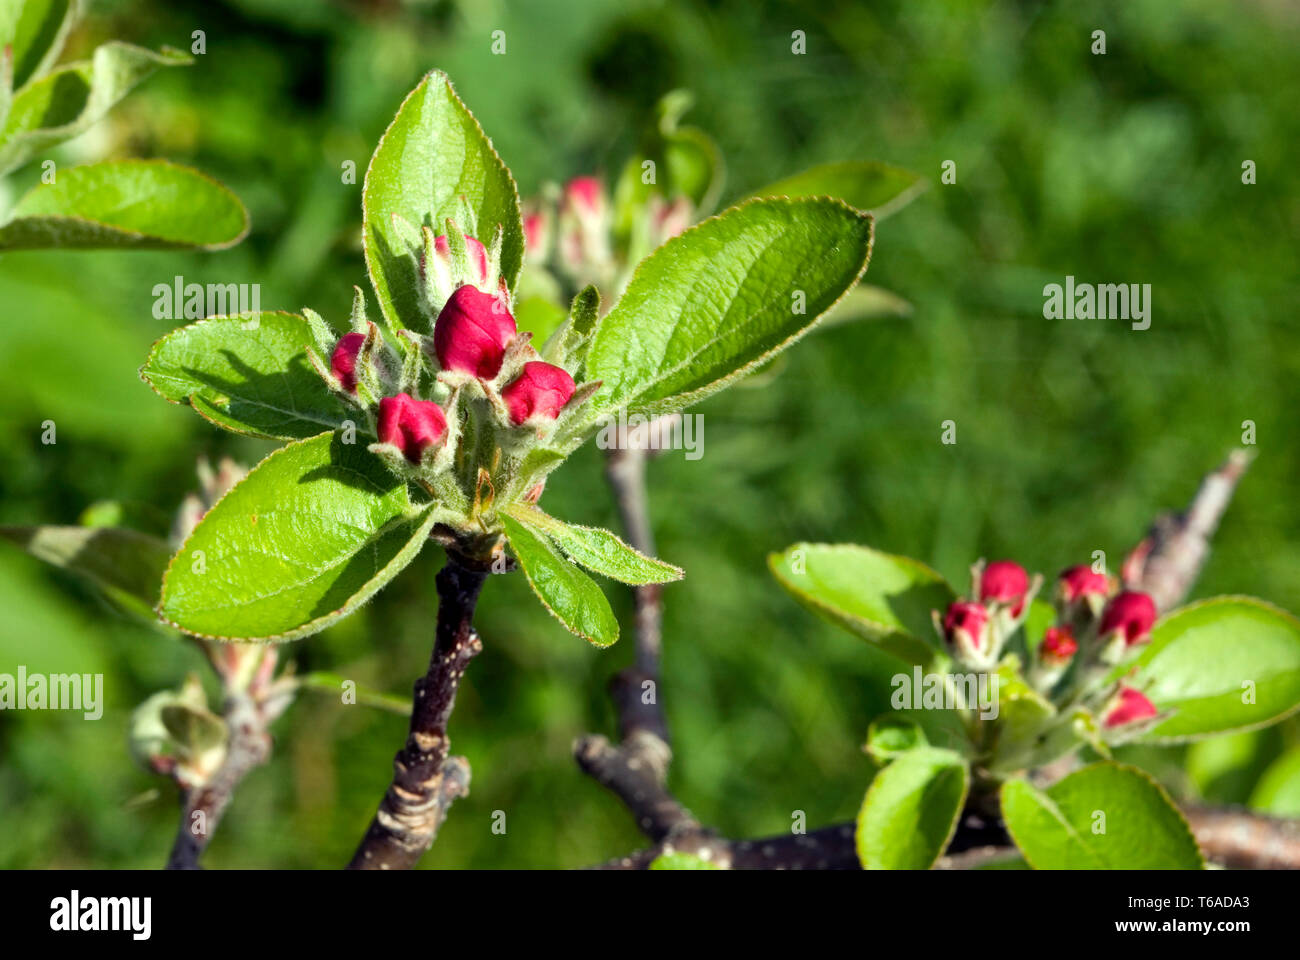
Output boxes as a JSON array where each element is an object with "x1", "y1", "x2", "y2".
[{"x1": 2, "y1": 0, "x2": 1298, "y2": 868}]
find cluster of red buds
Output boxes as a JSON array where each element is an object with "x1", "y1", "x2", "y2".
[
  {"x1": 936, "y1": 560, "x2": 1163, "y2": 740},
  {"x1": 304, "y1": 217, "x2": 598, "y2": 498},
  {"x1": 523, "y1": 176, "x2": 693, "y2": 294}
]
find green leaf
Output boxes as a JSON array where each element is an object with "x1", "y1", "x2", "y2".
[
  {"x1": 2, "y1": 0, "x2": 77, "y2": 90},
  {"x1": 1001, "y1": 762, "x2": 1204, "y2": 869},
  {"x1": 141, "y1": 312, "x2": 354, "y2": 441},
  {"x1": 1120, "y1": 597, "x2": 1300, "y2": 743},
  {"x1": 363, "y1": 70, "x2": 523, "y2": 329},
  {"x1": 864, "y1": 716, "x2": 928, "y2": 764},
  {"x1": 744, "y1": 162, "x2": 926, "y2": 220},
  {"x1": 158, "y1": 432, "x2": 437, "y2": 642},
  {"x1": 0, "y1": 41, "x2": 190, "y2": 174},
  {"x1": 0, "y1": 524, "x2": 170, "y2": 614},
  {"x1": 500, "y1": 512, "x2": 618, "y2": 647},
  {"x1": 820, "y1": 283, "x2": 912, "y2": 330},
  {"x1": 586, "y1": 197, "x2": 873, "y2": 418},
  {"x1": 768, "y1": 543, "x2": 953, "y2": 666},
  {"x1": 514, "y1": 295, "x2": 567, "y2": 346},
  {"x1": 856, "y1": 747, "x2": 969, "y2": 869},
  {"x1": 160, "y1": 703, "x2": 227, "y2": 754},
  {"x1": 1249, "y1": 747, "x2": 1300, "y2": 816},
  {"x1": 649, "y1": 852, "x2": 720, "y2": 870},
  {"x1": 0, "y1": 159, "x2": 248, "y2": 250},
  {"x1": 503, "y1": 503, "x2": 683, "y2": 586}
]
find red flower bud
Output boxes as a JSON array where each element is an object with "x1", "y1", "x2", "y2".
[
  {"x1": 377, "y1": 393, "x2": 448, "y2": 464},
  {"x1": 433, "y1": 234, "x2": 489, "y2": 285},
  {"x1": 564, "y1": 176, "x2": 604, "y2": 215},
  {"x1": 1058, "y1": 565, "x2": 1110, "y2": 603},
  {"x1": 433, "y1": 285, "x2": 517, "y2": 378},
  {"x1": 1103, "y1": 686, "x2": 1158, "y2": 728},
  {"x1": 1099, "y1": 591, "x2": 1157, "y2": 647},
  {"x1": 943, "y1": 601, "x2": 989, "y2": 652},
  {"x1": 980, "y1": 560, "x2": 1029, "y2": 616},
  {"x1": 1040, "y1": 625, "x2": 1078, "y2": 666},
  {"x1": 502, "y1": 361, "x2": 576, "y2": 425},
  {"x1": 330, "y1": 332, "x2": 366, "y2": 393},
  {"x1": 524, "y1": 212, "x2": 550, "y2": 260}
]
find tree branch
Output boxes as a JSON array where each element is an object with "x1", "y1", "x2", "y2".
[
  {"x1": 1123, "y1": 449, "x2": 1252, "y2": 611},
  {"x1": 165, "y1": 688, "x2": 273, "y2": 870},
  {"x1": 347, "y1": 550, "x2": 487, "y2": 870}
]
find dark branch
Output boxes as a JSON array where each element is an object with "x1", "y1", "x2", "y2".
[{"x1": 347, "y1": 550, "x2": 487, "y2": 870}]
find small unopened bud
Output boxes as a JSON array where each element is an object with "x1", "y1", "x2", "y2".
[
  {"x1": 564, "y1": 176, "x2": 605, "y2": 216},
  {"x1": 523, "y1": 209, "x2": 551, "y2": 262},
  {"x1": 377, "y1": 393, "x2": 448, "y2": 464},
  {"x1": 433, "y1": 233, "x2": 489, "y2": 285},
  {"x1": 942, "y1": 600, "x2": 990, "y2": 665},
  {"x1": 980, "y1": 560, "x2": 1029, "y2": 616},
  {"x1": 1058, "y1": 565, "x2": 1110, "y2": 603},
  {"x1": 1039, "y1": 625, "x2": 1078, "y2": 666},
  {"x1": 1102, "y1": 685, "x2": 1159, "y2": 728},
  {"x1": 502, "y1": 361, "x2": 576, "y2": 425},
  {"x1": 330, "y1": 332, "x2": 367, "y2": 393},
  {"x1": 1099, "y1": 591, "x2": 1157, "y2": 648},
  {"x1": 433, "y1": 285, "x2": 517, "y2": 378}
]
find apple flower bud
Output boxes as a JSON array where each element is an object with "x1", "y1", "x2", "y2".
[
  {"x1": 564, "y1": 176, "x2": 604, "y2": 216},
  {"x1": 1099, "y1": 591, "x2": 1157, "y2": 647},
  {"x1": 502, "y1": 361, "x2": 576, "y2": 425},
  {"x1": 942, "y1": 600, "x2": 991, "y2": 666},
  {"x1": 433, "y1": 233, "x2": 489, "y2": 285},
  {"x1": 647, "y1": 194, "x2": 692, "y2": 247},
  {"x1": 1058, "y1": 565, "x2": 1110, "y2": 603},
  {"x1": 330, "y1": 332, "x2": 367, "y2": 393},
  {"x1": 980, "y1": 560, "x2": 1029, "y2": 616},
  {"x1": 377, "y1": 393, "x2": 448, "y2": 464},
  {"x1": 433, "y1": 285, "x2": 517, "y2": 378},
  {"x1": 1102, "y1": 686, "x2": 1159, "y2": 729},
  {"x1": 523, "y1": 208, "x2": 551, "y2": 262},
  {"x1": 1040, "y1": 625, "x2": 1078, "y2": 667}
]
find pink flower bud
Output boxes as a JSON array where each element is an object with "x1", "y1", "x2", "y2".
[
  {"x1": 433, "y1": 285, "x2": 517, "y2": 378},
  {"x1": 523, "y1": 211, "x2": 550, "y2": 261},
  {"x1": 433, "y1": 234, "x2": 489, "y2": 285},
  {"x1": 1058, "y1": 565, "x2": 1110, "y2": 603},
  {"x1": 564, "y1": 176, "x2": 604, "y2": 215},
  {"x1": 502, "y1": 361, "x2": 576, "y2": 425},
  {"x1": 377, "y1": 393, "x2": 448, "y2": 464},
  {"x1": 1039, "y1": 625, "x2": 1078, "y2": 666},
  {"x1": 943, "y1": 601, "x2": 989, "y2": 652},
  {"x1": 980, "y1": 560, "x2": 1029, "y2": 616},
  {"x1": 330, "y1": 332, "x2": 366, "y2": 393},
  {"x1": 1103, "y1": 686, "x2": 1158, "y2": 728},
  {"x1": 1099, "y1": 591, "x2": 1157, "y2": 647}
]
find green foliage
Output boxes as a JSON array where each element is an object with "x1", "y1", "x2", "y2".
[
  {"x1": 159, "y1": 433, "x2": 439, "y2": 642},
  {"x1": 585, "y1": 197, "x2": 874, "y2": 417},
  {"x1": 856, "y1": 747, "x2": 968, "y2": 869},
  {"x1": 500, "y1": 511, "x2": 619, "y2": 647},
  {"x1": 0, "y1": 160, "x2": 247, "y2": 250},
  {"x1": 768, "y1": 543, "x2": 953, "y2": 666},
  {"x1": 503, "y1": 503, "x2": 682, "y2": 586},
  {"x1": 649, "y1": 851, "x2": 720, "y2": 870},
  {"x1": 363, "y1": 70, "x2": 524, "y2": 330},
  {"x1": 141, "y1": 312, "x2": 352, "y2": 440},
  {"x1": 745, "y1": 162, "x2": 926, "y2": 220},
  {"x1": 1122, "y1": 598, "x2": 1300, "y2": 743},
  {"x1": 1001, "y1": 763, "x2": 1204, "y2": 869}
]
